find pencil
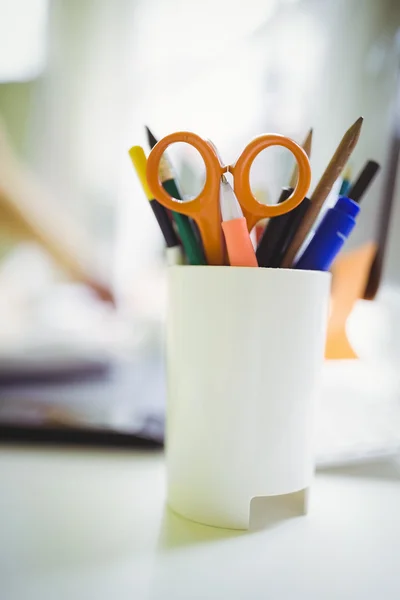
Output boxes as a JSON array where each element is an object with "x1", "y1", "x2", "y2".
[
  {"x1": 253, "y1": 189, "x2": 269, "y2": 244},
  {"x1": 145, "y1": 125, "x2": 158, "y2": 150},
  {"x1": 129, "y1": 146, "x2": 183, "y2": 265},
  {"x1": 289, "y1": 128, "x2": 313, "y2": 188},
  {"x1": 347, "y1": 160, "x2": 380, "y2": 204},
  {"x1": 145, "y1": 126, "x2": 206, "y2": 266},
  {"x1": 281, "y1": 116, "x2": 363, "y2": 268}
]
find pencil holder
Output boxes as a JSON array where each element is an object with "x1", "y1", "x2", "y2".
[{"x1": 166, "y1": 266, "x2": 330, "y2": 530}]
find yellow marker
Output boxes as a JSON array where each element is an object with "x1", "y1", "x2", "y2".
[
  {"x1": 129, "y1": 146, "x2": 183, "y2": 264},
  {"x1": 129, "y1": 146, "x2": 154, "y2": 199}
]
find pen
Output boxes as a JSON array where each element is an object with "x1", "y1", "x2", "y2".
[
  {"x1": 256, "y1": 188, "x2": 293, "y2": 267},
  {"x1": 294, "y1": 195, "x2": 360, "y2": 272},
  {"x1": 256, "y1": 127, "x2": 312, "y2": 268},
  {"x1": 220, "y1": 175, "x2": 258, "y2": 267},
  {"x1": 339, "y1": 165, "x2": 352, "y2": 196},
  {"x1": 256, "y1": 188, "x2": 311, "y2": 268},
  {"x1": 128, "y1": 146, "x2": 184, "y2": 265},
  {"x1": 273, "y1": 195, "x2": 311, "y2": 268},
  {"x1": 281, "y1": 116, "x2": 363, "y2": 268},
  {"x1": 145, "y1": 126, "x2": 206, "y2": 265},
  {"x1": 347, "y1": 160, "x2": 380, "y2": 203}
]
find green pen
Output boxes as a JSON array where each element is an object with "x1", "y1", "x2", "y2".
[
  {"x1": 146, "y1": 126, "x2": 206, "y2": 265},
  {"x1": 158, "y1": 153, "x2": 206, "y2": 265}
]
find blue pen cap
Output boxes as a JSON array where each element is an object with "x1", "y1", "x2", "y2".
[
  {"x1": 295, "y1": 196, "x2": 360, "y2": 272},
  {"x1": 336, "y1": 195, "x2": 360, "y2": 219}
]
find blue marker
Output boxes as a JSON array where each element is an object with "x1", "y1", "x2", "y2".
[{"x1": 294, "y1": 196, "x2": 360, "y2": 272}]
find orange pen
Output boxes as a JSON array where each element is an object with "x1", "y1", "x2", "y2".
[{"x1": 220, "y1": 175, "x2": 258, "y2": 267}]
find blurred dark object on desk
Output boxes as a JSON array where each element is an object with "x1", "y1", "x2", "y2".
[
  {"x1": 364, "y1": 47, "x2": 400, "y2": 300},
  {"x1": 325, "y1": 35, "x2": 400, "y2": 359},
  {"x1": 0, "y1": 354, "x2": 110, "y2": 385},
  {"x1": 0, "y1": 357, "x2": 165, "y2": 449}
]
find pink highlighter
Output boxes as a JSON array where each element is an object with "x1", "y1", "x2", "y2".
[{"x1": 220, "y1": 175, "x2": 258, "y2": 267}]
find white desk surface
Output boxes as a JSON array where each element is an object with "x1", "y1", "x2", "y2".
[{"x1": 1, "y1": 446, "x2": 400, "y2": 600}]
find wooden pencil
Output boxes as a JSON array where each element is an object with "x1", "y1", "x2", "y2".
[
  {"x1": 281, "y1": 116, "x2": 363, "y2": 268},
  {"x1": 289, "y1": 128, "x2": 313, "y2": 188}
]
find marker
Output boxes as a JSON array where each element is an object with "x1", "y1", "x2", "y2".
[
  {"x1": 294, "y1": 195, "x2": 360, "y2": 272},
  {"x1": 348, "y1": 160, "x2": 380, "y2": 203},
  {"x1": 128, "y1": 146, "x2": 184, "y2": 265},
  {"x1": 220, "y1": 176, "x2": 258, "y2": 267}
]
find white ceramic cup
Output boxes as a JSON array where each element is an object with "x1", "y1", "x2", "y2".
[{"x1": 166, "y1": 266, "x2": 330, "y2": 529}]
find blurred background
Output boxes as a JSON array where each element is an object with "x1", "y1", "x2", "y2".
[{"x1": 0, "y1": 0, "x2": 400, "y2": 441}]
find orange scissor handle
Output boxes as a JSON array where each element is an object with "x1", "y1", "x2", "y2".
[
  {"x1": 146, "y1": 131, "x2": 225, "y2": 265},
  {"x1": 230, "y1": 134, "x2": 312, "y2": 232}
]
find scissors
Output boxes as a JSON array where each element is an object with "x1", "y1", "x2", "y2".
[{"x1": 146, "y1": 131, "x2": 311, "y2": 266}]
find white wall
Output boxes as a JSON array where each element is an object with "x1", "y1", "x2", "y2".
[{"x1": 27, "y1": 0, "x2": 400, "y2": 299}]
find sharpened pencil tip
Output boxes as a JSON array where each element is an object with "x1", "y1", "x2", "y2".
[
  {"x1": 348, "y1": 117, "x2": 363, "y2": 131},
  {"x1": 288, "y1": 127, "x2": 313, "y2": 187},
  {"x1": 145, "y1": 125, "x2": 158, "y2": 149},
  {"x1": 303, "y1": 128, "x2": 313, "y2": 158},
  {"x1": 345, "y1": 116, "x2": 363, "y2": 143}
]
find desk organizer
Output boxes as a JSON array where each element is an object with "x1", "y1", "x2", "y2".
[{"x1": 166, "y1": 266, "x2": 330, "y2": 529}]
